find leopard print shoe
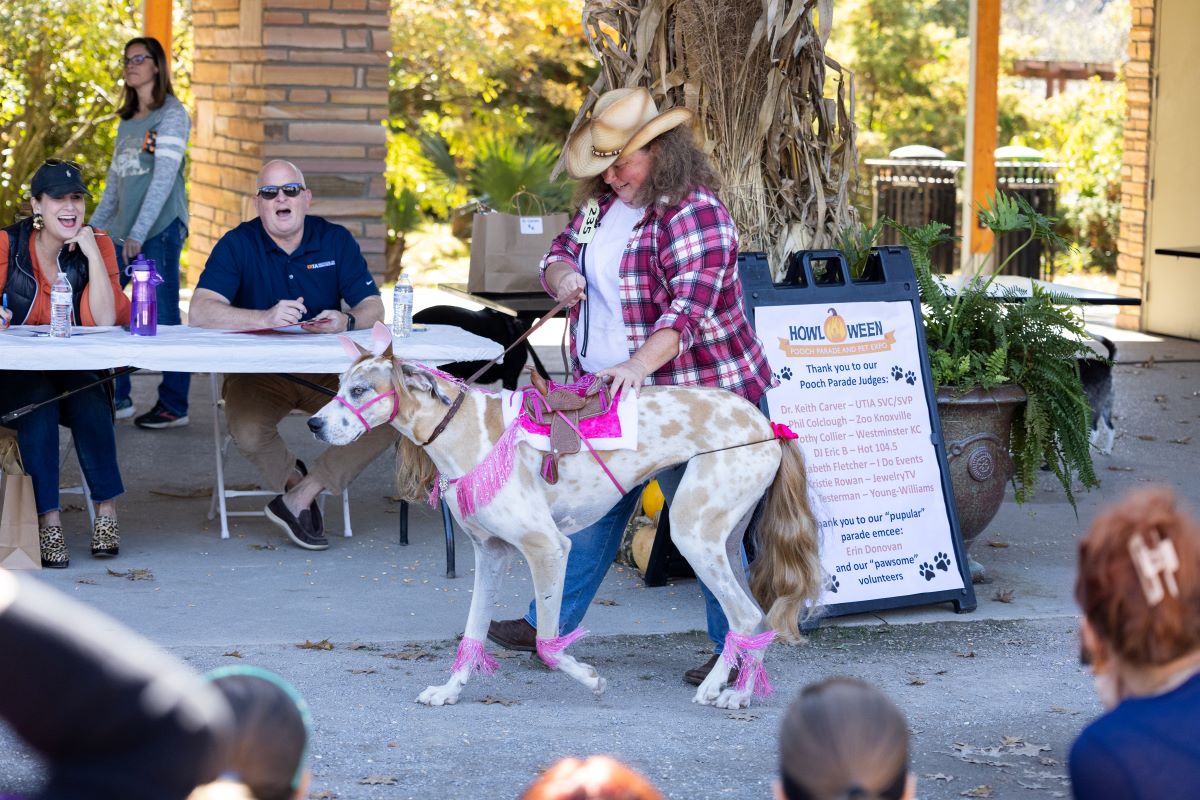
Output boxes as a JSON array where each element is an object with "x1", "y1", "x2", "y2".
[
  {"x1": 91, "y1": 515, "x2": 120, "y2": 558},
  {"x1": 40, "y1": 525, "x2": 69, "y2": 569}
]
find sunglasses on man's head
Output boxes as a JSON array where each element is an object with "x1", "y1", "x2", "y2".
[
  {"x1": 44, "y1": 158, "x2": 82, "y2": 171},
  {"x1": 124, "y1": 53, "x2": 152, "y2": 67},
  {"x1": 256, "y1": 183, "x2": 306, "y2": 200}
]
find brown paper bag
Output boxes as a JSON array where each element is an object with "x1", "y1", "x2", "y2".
[
  {"x1": 0, "y1": 473, "x2": 40, "y2": 570},
  {"x1": 467, "y1": 210, "x2": 569, "y2": 293}
]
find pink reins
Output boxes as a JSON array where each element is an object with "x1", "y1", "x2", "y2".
[{"x1": 338, "y1": 389, "x2": 399, "y2": 432}]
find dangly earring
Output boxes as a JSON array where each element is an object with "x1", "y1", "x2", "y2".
[{"x1": 32, "y1": 212, "x2": 43, "y2": 230}]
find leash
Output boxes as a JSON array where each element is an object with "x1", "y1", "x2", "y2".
[
  {"x1": 1, "y1": 366, "x2": 140, "y2": 424},
  {"x1": 421, "y1": 289, "x2": 582, "y2": 447}
]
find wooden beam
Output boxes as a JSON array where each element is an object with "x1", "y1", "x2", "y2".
[
  {"x1": 144, "y1": 0, "x2": 173, "y2": 69},
  {"x1": 962, "y1": 0, "x2": 1000, "y2": 264}
]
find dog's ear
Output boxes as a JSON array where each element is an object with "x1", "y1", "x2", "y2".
[
  {"x1": 399, "y1": 363, "x2": 454, "y2": 405},
  {"x1": 370, "y1": 321, "x2": 394, "y2": 358},
  {"x1": 339, "y1": 335, "x2": 368, "y2": 361}
]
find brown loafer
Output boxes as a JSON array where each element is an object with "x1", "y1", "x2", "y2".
[
  {"x1": 487, "y1": 618, "x2": 537, "y2": 652},
  {"x1": 684, "y1": 653, "x2": 739, "y2": 687},
  {"x1": 264, "y1": 495, "x2": 329, "y2": 551}
]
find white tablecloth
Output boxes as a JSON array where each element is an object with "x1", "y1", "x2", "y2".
[{"x1": 0, "y1": 324, "x2": 501, "y2": 373}]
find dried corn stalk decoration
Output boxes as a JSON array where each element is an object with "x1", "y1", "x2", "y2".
[{"x1": 572, "y1": 0, "x2": 859, "y2": 275}]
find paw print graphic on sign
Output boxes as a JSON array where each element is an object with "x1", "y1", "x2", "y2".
[
  {"x1": 904, "y1": 370, "x2": 917, "y2": 385},
  {"x1": 934, "y1": 552, "x2": 951, "y2": 571},
  {"x1": 825, "y1": 574, "x2": 840, "y2": 594},
  {"x1": 779, "y1": 366, "x2": 793, "y2": 380},
  {"x1": 891, "y1": 365, "x2": 904, "y2": 381},
  {"x1": 919, "y1": 562, "x2": 936, "y2": 581}
]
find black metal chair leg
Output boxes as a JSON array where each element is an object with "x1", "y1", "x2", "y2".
[
  {"x1": 399, "y1": 500, "x2": 409, "y2": 546},
  {"x1": 440, "y1": 499, "x2": 456, "y2": 578}
]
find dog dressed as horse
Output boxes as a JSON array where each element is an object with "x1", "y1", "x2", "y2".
[{"x1": 309, "y1": 323, "x2": 822, "y2": 709}]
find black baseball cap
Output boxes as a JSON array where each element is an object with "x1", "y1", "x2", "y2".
[{"x1": 30, "y1": 159, "x2": 90, "y2": 198}]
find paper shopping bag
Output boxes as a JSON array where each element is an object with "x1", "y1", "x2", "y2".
[
  {"x1": 0, "y1": 473, "x2": 40, "y2": 570},
  {"x1": 467, "y1": 210, "x2": 569, "y2": 293}
]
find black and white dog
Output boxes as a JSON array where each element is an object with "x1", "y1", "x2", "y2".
[{"x1": 1079, "y1": 334, "x2": 1117, "y2": 455}]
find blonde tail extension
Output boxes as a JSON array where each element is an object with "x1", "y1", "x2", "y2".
[{"x1": 749, "y1": 439, "x2": 822, "y2": 642}]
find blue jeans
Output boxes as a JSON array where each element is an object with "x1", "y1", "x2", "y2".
[
  {"x1": 0, "y1": 371, "x2": 125, "y2": 515},
  {"x1": 524, "y1": 466, "x2": 748, "y2": 653},
  {"x1": 114, "y1": 218, "x2": 190, "y2": 415}
]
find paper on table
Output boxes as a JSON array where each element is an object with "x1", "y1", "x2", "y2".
[{"x1": 228, "y1": 320, "x2": 332, "y2": 334}]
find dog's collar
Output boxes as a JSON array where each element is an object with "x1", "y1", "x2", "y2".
[
  {"x1": 337, "y1": 389, "x2": 398, "y2": 433},
  {"x1": 421, "y1": 391, "x2": 465, "y2": 447}
]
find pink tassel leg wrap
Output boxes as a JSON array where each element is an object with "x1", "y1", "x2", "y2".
[
  {"x1": 451, "y1": 636, "x2": 499, "y2": 677},
  {"x1": 535, "y1": 628, "x2": 588, "y2": 669},
  {"x1": 722, "y1": 630, "x2": 777, "y2": 697}
]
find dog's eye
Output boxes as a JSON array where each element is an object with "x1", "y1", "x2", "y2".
[{"x1": 349, "y1": 386, "x2": 366, "y2": 399}]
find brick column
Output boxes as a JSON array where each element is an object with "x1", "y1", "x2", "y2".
[
  {"x1": 189, "y1": 0, "x2": 389, "y2": 285},
  {"x1": 1115, "y1": 0, "x2": 1155, "y2": 330}
]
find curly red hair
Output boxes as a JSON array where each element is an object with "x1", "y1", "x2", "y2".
[
  {"x1": 521, "y1": 756, "x2": 663, "y2": 800},
  {"x1": 1075, "y1": 486, "x2": 1200, "y2": 667}
]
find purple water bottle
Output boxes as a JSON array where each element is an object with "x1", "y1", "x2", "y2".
[{"x1": 127, "y1": 254, "x2": 163, "y2": 336}]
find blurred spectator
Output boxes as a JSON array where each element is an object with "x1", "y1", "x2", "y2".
[
  {"x1": 776, "y1": 677, "x2": 915, "y2": 800},
  {"x1": 0, "y1": 569, "x2": 231, "y2": 799},
  {"x1": 188, "y1": 666, "x2": 312, "y2": 800},
  {"x1": 521, "y1": 755, "x2": 663, "y2": 800},
  {"x1": 1071, "y1": 487, "x2": 1200, "y2": 799}
]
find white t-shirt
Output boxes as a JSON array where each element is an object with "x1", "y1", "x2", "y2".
[{"x1": 578, "y1": 200, "x2": 643, "y2": 374}]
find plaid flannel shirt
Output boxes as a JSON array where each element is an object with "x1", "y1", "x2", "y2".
[{"x1": 540, "y1": 188, "x2": 775, "y2": 402}]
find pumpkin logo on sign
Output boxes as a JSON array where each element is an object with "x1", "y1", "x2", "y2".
[{"x1": 823, "y1": 307, "x2": 848, "y2": 343}]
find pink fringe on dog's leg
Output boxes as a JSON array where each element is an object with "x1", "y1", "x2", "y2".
[
  {"x1": 535, "y1": 628, "x2": 587, "y2": 669},
  {"x1": 427, "y1": 479, "x2": 440, "y2": 508},
  {"x1": 721, "y1": 630, "x2": 777, "y2": 697},
  {"x1": 452, "y1": 637, "x2": 499, "y2": 677}
]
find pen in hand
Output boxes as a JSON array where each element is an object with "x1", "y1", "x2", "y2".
[{"x1": 1, "y1": 293, "x2": 8, "y2": 329}]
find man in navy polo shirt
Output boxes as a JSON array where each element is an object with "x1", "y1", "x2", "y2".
[{"x1": 189, "y1": 159, "x2": 398, "y2": 551}]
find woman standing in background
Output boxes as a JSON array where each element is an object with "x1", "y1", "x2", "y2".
[{"x1": 91, "y1": 36, "x2": 192, "y2": 429}]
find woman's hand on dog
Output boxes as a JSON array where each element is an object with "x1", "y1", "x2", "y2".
[{"x1": 598, "y1": 357, "x2": 651, "y2": 399}]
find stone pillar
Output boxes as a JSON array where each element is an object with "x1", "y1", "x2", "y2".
[
  {"x1": 189, "y1": 0, "x2": 390, "y2": 286},
  {"x1": 1116, "y1": 0, "x2": 1155, "y2": 330}
]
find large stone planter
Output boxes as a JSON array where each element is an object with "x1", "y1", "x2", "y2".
[{"x1": 936, "y1": 385, "x2": 1027, "y2": 582}]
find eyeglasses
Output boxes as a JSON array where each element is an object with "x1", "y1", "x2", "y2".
[
  {"x1": 124, "y1": 53, "x2": 152, "y2": 67},
  {"x1": 43, "y1": 158, "x2": 82, "y2": 171},
  {"x1": 256, "y1": 183, "x2": 306, "y2": 200}
]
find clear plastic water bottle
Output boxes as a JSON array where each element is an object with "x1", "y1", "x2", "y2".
[
  {"x1": 50, "y1": 271, "x2": 73, "y2": 338},
  {"x1": 392, "y1": 272, "x2": 413, "y2": 337}
]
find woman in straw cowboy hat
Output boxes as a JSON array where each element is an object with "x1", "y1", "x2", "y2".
[{"x1": 487, "y1": 87, "x2": 776, "y2": 687}]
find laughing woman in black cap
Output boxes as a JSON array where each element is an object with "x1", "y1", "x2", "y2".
[{"x1": 0, "y1": 159, "x2": 131, "y2": 568}]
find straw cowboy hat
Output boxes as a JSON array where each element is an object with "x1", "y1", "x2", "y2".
[{"x1": 564, "y1": 87, "x2": 694, "y2": 179}]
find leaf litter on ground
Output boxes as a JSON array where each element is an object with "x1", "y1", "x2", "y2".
[
  {"x1": 297, "y1": 639, "x2": 334, "y2": 651},
  {"x1": 107, "y1": 568, "x2": 154, "y2": 581}
]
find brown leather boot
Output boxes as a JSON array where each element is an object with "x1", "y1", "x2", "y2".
[
  {"x1": 487, "y1": 618, "x2": 537, "y2": 652},
  {"x1": 684, "y1": 653, "x2": 740, "y2": 687}
]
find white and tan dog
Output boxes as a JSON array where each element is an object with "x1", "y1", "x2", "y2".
[{"x1": 309, "y1": 323, "x2": 821, "y2": 709}]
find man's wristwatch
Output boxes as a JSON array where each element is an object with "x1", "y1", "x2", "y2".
[{"x1": 344, "y1": 312, "x2": 356, "y2": 331}]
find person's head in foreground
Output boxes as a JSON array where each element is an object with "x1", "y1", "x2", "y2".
[
  {"x1": 1075, "y1": 486, "x2": 1200, "y2": 708},
  {"x1": 188, "y1": 666, "x2": 313, "y2": 800},
  {"x1": 521, "y1": 755, "x2": 663, "y2": 800},
  {"x1": 776, "y1": 677, "x2": 915, "y2": 800}
]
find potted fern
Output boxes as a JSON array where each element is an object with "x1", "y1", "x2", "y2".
[{"x1": 893, "y1": 194, "x2": 1099, "y2": 580}]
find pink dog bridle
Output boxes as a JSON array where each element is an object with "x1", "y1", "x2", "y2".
[{"x1": 338, "y1": 389, "x2": 399, "y2": 432}]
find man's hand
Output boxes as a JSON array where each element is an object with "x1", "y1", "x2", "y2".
[
  {"x1": 302, "y1": 309, "x2": 345, "y2": 333},
  {"x1": 597, "y1": 356, "x2": 651, "y2": 399},
  {"x1": 263, "y1": 297, "x2": 307, "y2": 328},
  {"x1": 0, "y1": 306, "x2": 11, "y2": 329}
]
